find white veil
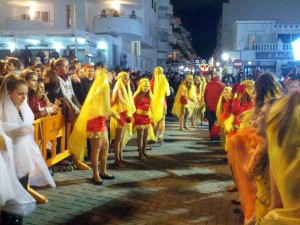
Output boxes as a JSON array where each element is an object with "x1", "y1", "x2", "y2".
[{"x1": 0, "y1": 76, "x2": 55, "y2": 188}]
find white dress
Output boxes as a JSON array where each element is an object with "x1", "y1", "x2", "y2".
[
  {"x1": 0, "y1": 121, "x2": 36, "y2": 207},
  {"x1": 0, "y1": 90, "x2": 56, "y2": 188}
]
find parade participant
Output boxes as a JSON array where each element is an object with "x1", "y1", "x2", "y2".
[
  {"x1": 133, "y1": 78, "x2": 155, "y2": 159},
  {"x1": 204, "y1": 72, "x2": 225, "y2": 139},
  {"x1": 69, "y1": 68, "x2": 114, "y2": 185},
  {"x1": 210, "y1": 86, "x2": 232, "y2": 145},
  {"x1": 110, "y1": 71, "x2": 135, "y2": 168},
  {"x1": 0, "y1": 74, "x2": 55, "y2": 188},
  {"x1": 150, "y1": 66, "x2": 170, "y2": 143},
  {"x1": 172, "y1": 75, "x2": 196, "y2": 131},
  {"x1": 227, "y1": 74, "x2": 281, "y2": 225},
  {"x1": 0, "y1": 121, "x2": 36, "y2": 207},
  {"x1": 191, "y1": 75, "x2": 203, "y2": 127},
  {"x1": 261, "y1": 91, "x2": 300, "y2": 225}
]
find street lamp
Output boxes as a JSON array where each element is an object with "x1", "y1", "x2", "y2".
[
  {"x1": 292, "y1": 38, "x2": 300, "y2": 60},
  {"x1": 221, "y1": 53, "x2": 229, "y2": 62}
]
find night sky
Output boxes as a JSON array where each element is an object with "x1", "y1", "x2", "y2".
[{"x1": 170, "y1": 0, "x2": 226, "y2": 60}]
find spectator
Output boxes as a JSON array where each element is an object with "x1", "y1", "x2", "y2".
[
  {"x1": 113, "y1": 10, "x2": 119, "y2": 17},
  {"x1": 36, "y1": 49, "x2": 46, "y2": 65},
  {"x1": 130, "y1": 10, "x2": 136, "y2": 19},
  {"x1": 4, "y1": 57, "x2": 23, "y2": 76},
  {"x1": 100, "y1": 9, "x2": 107, "y2": 18},
  {"x1": 21, "y1": 45, "x2": 32, "y2": 67}
]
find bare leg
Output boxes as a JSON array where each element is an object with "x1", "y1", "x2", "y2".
[
  {"x1": 179, "y1": 106, "x2": 185, "y2": 131},
  {"x1": 157, "y1": 116, "x2": 165, "y2": 140},
  {"x1": 99, "y1": 135, "x2": 112, "y2": 176},
  {"x1": 183, "y1": 108, "x2": 190, "y2": 130},
  {"x1": 137, "y1": 128, "x2": 145, "y2": 159},
  {"x1": 114, "y1": 127, "x2": 125, "y2": 167},
  {"x1": 90, "y1": 138, "x2": 102, "y2": 181},
  {"x1": 142, "y1": 128, "x2": 150, "y2": 157}
]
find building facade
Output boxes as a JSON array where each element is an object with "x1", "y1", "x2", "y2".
[
  {"x1": 0, "y1": 0, "x2": 178, "y2": 72},
  {"x1": 216, "y1": 0, "x2": 300, "y2": 77}
]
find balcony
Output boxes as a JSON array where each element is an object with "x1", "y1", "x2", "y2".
[
  {"x1": 5, "y1": 17, "x2": 53, "y2": 30},
  {"x1": 157, "y1": 18, "x2": 171, "y2": 32},
  {"x1": 93, "y1": 15, "x2": 142, "y2": 40},
  {"x1": 242, "y1": 42, "x2": 292, "y2": 51},
  {"x1": 158, "y1": 0, "x2": 171, "y2": 10},
  {"x1": 158, "y1": 41, "x2": 171, "y2": 52}
]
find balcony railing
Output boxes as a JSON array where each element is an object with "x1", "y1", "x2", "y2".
[
  {"x1": 94, "y1": 15, "x2": 142, "y2": 40},
  {"x1": 243, "y1": 42, "x2": 292, "y2": 51},
  {"x1": 5, "y1": 16, "x2": 53, "y2": 30}
]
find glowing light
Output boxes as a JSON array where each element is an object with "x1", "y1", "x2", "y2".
[
  {"x1": 179, "y1": 66, "x2": 184, "y2": 70},
  {"x1": 77, "y1": 37, "x2": 86, "y2": 45},
  {"x1": 216, "y1": 62, "x2": 220, "y2": 67},
  {"x1": 97, "y1": 41, "x2": 107, "y2": 50},
  {"x1": 28, "y1": 39, "x2": 40, "y2": 45},
  {"x1": 248, "y1": 61, "x2": 252, "y2": 65},
  {"x1": 8, "y1": 42, "x2": 16, "y2": 52},
  {"x1": 292, "y1": 38, "x2": 300, "y2": 60},
  {"x1": 221, "y1": 53, "x2": 229, "y2": 61},
  {"x1": 112, "y1": 0, "x2": 120, "y2": 11},
  {"x1": 53, "y1": 42, "x2": 63, "y2": 51}
]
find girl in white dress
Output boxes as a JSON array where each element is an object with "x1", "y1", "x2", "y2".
[
  {"x1": 0, "y1": 74, "x2": 55, "y2": 188},
  {"x1": 0, "y1": 120, "x2": 35, "y2": 207}
]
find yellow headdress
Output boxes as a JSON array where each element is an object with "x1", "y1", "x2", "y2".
[
  {"x1": 152, "y1": 66, "x2": 170, "y2": 122},
  {"x1": 69, "y1": 68, "x2": 112, "y2": 161}
]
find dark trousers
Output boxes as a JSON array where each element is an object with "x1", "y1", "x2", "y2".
[{"x1": 206, "y1": 110, "x2": 217, "y2": 134}]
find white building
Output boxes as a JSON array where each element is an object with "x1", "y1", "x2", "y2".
[
  {"x1": 217, "y1": 0, "x2": 300, "y2": 77},
  {"x1": 0, "y1": 0, "x2": 176, "y2": 73}
]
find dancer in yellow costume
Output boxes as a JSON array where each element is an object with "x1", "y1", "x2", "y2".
[
  {"x1": 110, "y1": 71, "x2": 136, "y2": 168},
  {"x1": 150, "y1": 66, "x2": 170, "y2": 143},
  {"x1": 261, "y1": 90, "x2": 300, "y2": 225},
  {"x1": 133, "y1": 78, "x2": 156, "y2": 159},
  {"x1": 191, "y1": 75, "x2": 203, "y2": 127},
  {"x1": 172, "y1": 75, "x2": 196, "y2": 131},
  {"x1": 69, "y1": 68, "x2": 114, "y2": 185}
]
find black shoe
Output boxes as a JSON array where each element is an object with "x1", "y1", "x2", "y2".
[
  {"x1": 90, "y1": 178, "x2": 103, "y2": 185},
  {"x1": 231, "y1": 199, "x2": 241, "y2": 205},
  {"x1": 99, "y1": 174, "x2": 115, "y2": 180}
]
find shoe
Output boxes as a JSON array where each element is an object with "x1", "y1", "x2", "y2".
[
  {"x1": 143, "y1": 153, "x2": 151, "y2": 158},
  {"x1": 114, "y1": 161, "x2": 126, "y2": 168},
  {"x1": 139, "y1": 155, "x2": 146, "y2": 160},
  {"x1": 90, "y1": 178, "x2": 103, "y2": 185},
  {"x1": 231, "y1": 199, "x2": 241, "y2": 205},
  {"x1": 146, "y1": 147, "x2": 152, "y2": 151},
  {"x1": 121, "y1": 159, "x2": 131, "y2": 165},
  {"x1": 226, "y1": 185, "x2": 238, "y2": 192},
  {"x1": 99, "y1": 174, "x2": 115, "y2": 180}
]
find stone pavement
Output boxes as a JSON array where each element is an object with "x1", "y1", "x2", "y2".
[{"x1": 5, "y1": 120, "x2": 243, "y2": 225}]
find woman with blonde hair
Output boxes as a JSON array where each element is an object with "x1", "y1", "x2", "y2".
[
  {"x1": 172, "y1": 75, "x2": 196, "y2": 131},
  {"x1": 69, "y1": 68, "x2": 114, "y2": 185},
  {"x1": 110, "y1": 71, "x2": 135, "y2": 168},
  {"x1": 150, "y1": 66, "x2": 170, "y2": 143},
  {"x1": 133, "y1": 78, "x2": 155, "y2": 159},
  {"x1": 261, "y1": 90, "x2": 300, "y2": 225}
]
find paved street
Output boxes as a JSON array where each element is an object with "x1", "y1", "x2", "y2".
[{"x1": 4, "y1": 120, "x2": 243, "y2": 225}]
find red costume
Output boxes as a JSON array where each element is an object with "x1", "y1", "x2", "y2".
[
  {"x1": 134, "y1": 95, "x2": 151, "y2": 126},
  {"x1": 86, "y1": 116, "x2": 108, "y2": 138}
]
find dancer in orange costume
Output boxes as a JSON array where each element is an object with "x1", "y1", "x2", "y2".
[
  {"x1": 227, "y1": 74, "x2": 281, "y2": 225},
  {"x1": 133, "y1": 78, "x2": 155, "y2": 159},
  {"x1": 172, "y1": 75, "x2": 196, "y2": 131},
  {"x1": 110, "y1": 71, "x2": 136, "y2": 168},
  {"x1": 150, "y1": 66, "x2": 170, "y2": 143},
  {"x1": 69, "y1": 68, "x2": 114, "y2": 185}
]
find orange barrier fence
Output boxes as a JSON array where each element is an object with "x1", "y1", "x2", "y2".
[{"x1": 31, "y1": 110, "x2": 90, "y2": 203}]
